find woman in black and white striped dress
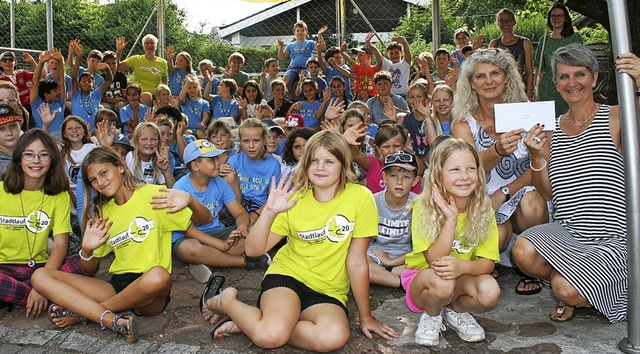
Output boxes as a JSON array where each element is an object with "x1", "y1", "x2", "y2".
[{"x1": 514, "y1": 43, "x2": 627, "y2": 323}]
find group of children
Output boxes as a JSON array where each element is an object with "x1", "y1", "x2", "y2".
[{"x1": 0, "y1": 16, "x2": 512, "y2": 351}]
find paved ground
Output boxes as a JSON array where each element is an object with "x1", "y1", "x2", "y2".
[{"x1": 0, "y1": 261, "x2": 629, "y2": 353}]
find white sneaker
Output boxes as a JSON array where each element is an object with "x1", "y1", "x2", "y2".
[
  {"x1": 414, "y1": 312, "x2": 445, "y2": 346},
  {"x1": 189, "y1": 264, "x2": 213, "y2": 284},
  {"x1": 442, "y1": 307, "x2": 485, "y2": 342}
]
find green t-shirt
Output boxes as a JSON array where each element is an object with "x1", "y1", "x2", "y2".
[
  {"x1": 268, "y1": 183, "x2": 378, "y2": 305},
  {"x1": 405, "y1": 208, "x2": 499, "y2": 270},
  {"x1": 123, "y1": 55, "x2": 169, "y2": 93}
]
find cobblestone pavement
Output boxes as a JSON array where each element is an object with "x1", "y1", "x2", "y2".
[{"x1": 0, "y1": 262, "x2": 628, "y2": 353}]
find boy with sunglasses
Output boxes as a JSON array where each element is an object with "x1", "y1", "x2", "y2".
[{"x1": 0, "y1": 51, "x2": 40, "y2": 110}]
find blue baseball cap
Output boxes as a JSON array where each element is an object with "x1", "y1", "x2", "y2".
[{"x1": 183, "y1": 139, "x2": 226, "y2": 164}]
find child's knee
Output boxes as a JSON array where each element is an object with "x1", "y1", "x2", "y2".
[
  {"x1": 476, "y1": 279, "x2": 501, "y2": 310},
  {"x1": 141, "y1": 267, "x2": 171, "y2": 291}
]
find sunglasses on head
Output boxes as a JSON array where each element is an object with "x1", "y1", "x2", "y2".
[{"x1": 384, "y1": 151, "x2": 415, "y2": 164}]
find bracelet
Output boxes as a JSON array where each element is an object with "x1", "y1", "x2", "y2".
[
  {"x1": 78, "y1": 249, "x2": 95, "y2": 262},
  {"x1": 494, "y1": 143, "x2": 508, "y2": 157},
  {"x1": 530, "y1": 158, "x2": 548, "y2": 172}
]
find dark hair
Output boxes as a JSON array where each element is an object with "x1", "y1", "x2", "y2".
[
  {"x1": 547, "y1": 3, "x2": 574, "y2": 38},
  {"x1": 324, "y1": 47, "x2": 341, "y2": 61},
  {"x1": 461, "y1": 45, "x2": 473, "y2": 55},
  {"x1": 242, "y1": 80, "x2": 263, "y2": 103},
  {"x1": 220, "y1": 78, "x2": 238, "y2": 96},
  {"x1": 94, "y1": 108, "x2": 118, "y2": 125},
  {"x1": 330, "y1": 76, "x2": 348, "y2": 103},
  {"x1": 373, "y1": 70, "x2": 392, "y2": 84},
  {"x1": 38, "y1": 79, "x2": 59, "y2": 100},
  {"x1": 386, "y1": 42, "x2": 403, "y2": 52},
  {"x1": 155, "y1": 105, "x2": 183, "y2": 122},
  {"x1": 264, "y1": 57, "x2": 279, "y2": 69},
  {"x1": 125, "y1": 83, "x2": 142, "y2": 95},
  {"x1": 282, "y1": 127, "x2": 315, "y2": 165},
  {"x1": 87, "y1": 50, "x2": 103, "y2": 61},
  {"x1": 102, "y1": 51, "x2": 117, "y2": 61},
  {"x1": 435, "y1": 48, "x2": 451, "y2": 58},
  {"x1": 2, "y1": 129, "x2": 69, "y2": 195}
]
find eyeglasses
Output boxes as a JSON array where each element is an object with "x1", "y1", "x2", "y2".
[
  {"x1": 22, "y1": 152, "x2": 51, "y2": 161},
  {"x1": 0, "y1": 58, "x2": 15, "y2": 63},
  {"x1": 384, "y1": 151, "x2": 415, "y2": 164},
  {"x1": 0, "y1": 98, "x2": 19, "y2": 105},
  {"x1": 550, "y1": 14, "x2": 566, "y2": 20}
]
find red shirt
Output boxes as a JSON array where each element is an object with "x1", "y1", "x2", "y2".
[
  {"x1": 0, "y1": 70, "x2": 34, "y2": 107},
  {"x1": 353, "y1": 64, "x2": 378, "y2": 97}
]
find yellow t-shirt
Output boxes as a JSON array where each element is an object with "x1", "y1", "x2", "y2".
[
  {"x1": 405, "y1": 209, "x2": 499, "y2": 270},
  {"x1": 267, "y1": 183, "x2": 378, "y2": 305},
  {"x1": 123, "y1": 55, "x2": 169, "y2": 93},
  {"x1": 0, "y1": 182, "x2": 71, "y2": 265},
  {"x1": 93, "y1": 184, "x2": 192, "y2": 274}
]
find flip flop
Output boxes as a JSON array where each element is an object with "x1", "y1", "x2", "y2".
[
  {"x1": 199, "y1": 275, "x2": 225, "y2": 317},
  {"x1": 210, "y1": 316, "x2": 238, "y2": 339},
  {"x1": 48, "y1": 304, "x2": 87, "y2": 326},
  {"x1": 111, "y1": 311, "x2": 139, "y2": 343},
  {"x1": 549, "y1": 301, "x2": 575, "y2": 322},
  {"x1": 515, "y1": 276, "x2": 543, "y2": 295}
]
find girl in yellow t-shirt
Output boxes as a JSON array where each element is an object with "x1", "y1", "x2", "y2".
[
  {"x1": 402, "y1": 138, "x2": 500, "y2": 347},
  {"x1": 201, "y1": 131, "x2": 399, "y2": 351},
  {"x1": 0, "y1": 129, "x2": 80, "y2": 317},
  {"x1": 31, "y1": 146, "x2": 212, "y2": 343}
]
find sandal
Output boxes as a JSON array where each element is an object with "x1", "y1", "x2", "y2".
[
  {"x1": 210, "y1": 316, "x2": 238, "y2": 339},
  {"x1": 549, "y1": 302, "x2": 575, "y2": 322},
  {"x1": 200, "y1": 275, "x2": 225, "y2": 317},
  {"x1": 515, "y1": 276, "x2": 543, "y2": 295},
  {"x1": 48, "y1": 304, "x2": 87, "y2": 326},
  {"x1": 111, "y1": 311, "x2": 139, "y2": 343}
]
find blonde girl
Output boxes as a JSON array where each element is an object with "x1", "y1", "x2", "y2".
[
  {"x1": 223, "y1": 118, "x2": 281, "y2": 225},
  {"x1": 167, "y1": 47, "x2": 195, "y2": 96},
  {"x1": 403, "y1": 138, "x2": 499, "y2": 346},
  {"x1": 126, "y1": 122, "x2": 175, "y2": 188},
  {"x1": 155, "y1": 84, "x2": 174, "y2": 109},
  {"x1": 431, "y1": 84, "x2": 454, "y2": 135},
  {"x1": 31, "y1": 145, "x2": 212, "y2": 342},
  {"x1": 178, "y1": 75, "x2": 210, "y2": 139},
  {"x1": 201, "y1": 131, "x2": 398, "y2": 350},
  {"x1": 403, "y1": 80, "x2": 438, "y2": 162},
  {"x1": 207, "y1": 120, "x2": 237, "y2": 161},
  {"x1": 0, "y1": 129, "x2": 81, "y2": 317}
]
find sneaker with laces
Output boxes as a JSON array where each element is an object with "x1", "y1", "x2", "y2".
[
  {"x1": 244, "y1": 253, "x2": 272, "y2": 270},
  {"x1": 442, "y1": 307, "x2": 485, "y2": 342},
  {"x1": 415, "y1": 312, "x2": 445, "y2": 346},
  {"x1": 189, "y1": 264, "x2": 213, "y2": 284}
]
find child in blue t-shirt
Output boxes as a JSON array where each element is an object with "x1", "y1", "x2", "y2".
[
  {"x1": 287, "y1": 78, "x2": 321, "y2": 129},
  {"x1": 30, "y1": 49, "x2": 66, "y2": 140},
  {"x1": 179, "y1": 75, "x2": 211, "y2": 139},
  {"x1": 277, "y1": 21, "x2": 327, "y2": 99},
  {"x1": 167, "y1": 46, "x2": 196, "y2": 96},
  {"x1": 119, "y1": 83, "x2": 149, "y2": 135},
  {"x1": 205, "y1": 78, "x2": 239, "y2": 124}
]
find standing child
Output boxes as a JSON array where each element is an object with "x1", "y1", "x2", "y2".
[
  {"x1": 126, "y1": 122, "x2": 176, "y2": 188},
  {"x1": 179, "y1": 75, "x2": 210, "y2": 139},
  {"x1": 205, "y1": 78, "x2": 239, "y2": 124},
  {"x1": 223, "y1": 118, "x2": 281, "y2": 225},
  {"x1": 100, "y1": 51, "x2": 128, "y2": 115},
  {"x1": 368, "y1": 150, "x2": 419, "y2": 288},
  {"x1": 403, "y1": 138, "x2": 500, "y2": 346},
  {"x1": 201, "y1": 131, "x2": 398, "y2": 349},
  {"x1": 119, "y1": 83, "x2": 149, "y2": 135},
  {"x1": 259, "y1": 58, "x2": 280, "y2": 101},
  {"x1": 221, "y1": 53, "x2": 250, "y2": 95},
  {"x1": 31, "y1": 145, "x2": 212, "y2": 342},
  {"x1": 403, "y1": 81, "x2": 438, "y2": 163},
  {"x1": 0, "y1": 129, "x2": 81, "y2": 316},
  {"x1": 287, "y1": 78, "x2": 321, "y2": 129},
  {"x1": 277, "y1": 21, "x2": 327, "y2": 99},
  {"x1": 30, "y1": 49, "x2": 66, "y2": 140},
  {"x1": 382, "y1": 35, "x2": 412, "y2": 99},
  {"x1": 167, "y1": 46, "x2": 196, "y2": 96},
  {"x1": 0, "y1": 51, "x2": 38, "y2": 111},
  {"x1": 341, "y1": 32, "x2": 383, "y2": 102}
]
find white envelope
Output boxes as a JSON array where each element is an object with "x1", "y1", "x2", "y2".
[{"x1": 494, "y1": 101, "x2": 556, "y2": 133}]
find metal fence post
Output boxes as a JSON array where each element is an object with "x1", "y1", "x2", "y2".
[
  {"x1": 432, "y1": 0, "x2": 440, "y2": 50},
  {"x1": 46, "y1": 0, "x2": 53, "y2": 50},
  {"x1": 10, "y1": 0, "x2": 15, "y2": 48},
  {"x1": 157, "y1": 0, "x2": 165, "y2": 59},
  {"x1": 608, "y1": 0, "x2": 640, "y2": 352}
]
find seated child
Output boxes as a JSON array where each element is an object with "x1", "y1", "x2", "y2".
[{"x1": 119, "y1": 83, "x2": 149, "y2": 135}]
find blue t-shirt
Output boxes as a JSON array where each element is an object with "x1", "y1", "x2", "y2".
[
  {"x1": 79, "y1": 67, "x2": 105, "y2": 88},
  {"x1": 324, "y1": 65, "x2": 353, "y2": 101},
  {"x1": 169, "y1": 69, "x2": 196, "y2": 96},
  {"x1": 119, "y1": 104, "x2": 150, "y2": 135},
  {"x1": 71, "y1": 89, "x2": 103, "y2": 130},
  {"x1": 286, "y1": 40, "x2": 316, "y2": 68},
  {"x1": 228, "y1": 152, "x2": 281, "y2": 207},
  {"x1": 31, "y1": 96, "x2": 65, "y2": 133},
  {"x1": 294, "y1": 100, "x2": 322, "y2": 128},
  {"x1": 440, "y1": 122, "x2": 452, "y2": 135},
  {"x1": 171, "y1": 174, "x2": 236, "y2": 242},
  {"x1": 181, "y1": 98, "x2": 210, "y2": 130},
  {"x1": 211, "y1": 96, "x2": 239, "y2": 119},
  {"x1": 47, "y1": 73, "x2": 72, "y2": 96},
  {"x1": 169, "y1": 134, "x2": 197, "y2": 164},
  {"x1": 314, "y1": 77, "x2": 327, "y2": 100},
  {"x1": 200, "y1": 76, "x2": 219, "y2": 96}
]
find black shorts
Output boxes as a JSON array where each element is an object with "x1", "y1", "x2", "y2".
[
  {"x1": 258, "y1": 274, "x2": 347, "y2": 315},
  {"x1": 108, "y1": 273, "x2": 143, "y2": 294}
]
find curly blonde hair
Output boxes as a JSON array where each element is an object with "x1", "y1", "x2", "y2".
[
  {"x1": 452, "y1": 48, "x2": 528, "y2": 120},
  {"x1": 414, "y1": 138, "x2": 493, "y2": 246}
]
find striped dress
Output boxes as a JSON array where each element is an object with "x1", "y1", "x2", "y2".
[{"x1": 522, "y1": 105, "x2": 628, "y2": 323}]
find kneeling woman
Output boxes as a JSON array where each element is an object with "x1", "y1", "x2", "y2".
[{"x1": 31, "y1": 146, "x2": 212, "y2": 342}]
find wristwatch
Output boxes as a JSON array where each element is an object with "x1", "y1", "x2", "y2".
[{"x1": 500, "y1": 186, "x2": 511, "y2": 201}]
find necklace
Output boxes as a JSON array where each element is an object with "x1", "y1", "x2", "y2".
[
  {"x1": 477, "y1": 110, "x2": 495, "y2": 128},
  {"x1": 565, "y1": 104, "x2": 601, "y2": 127},
  {"x1": 19, "y1": 191, "x2": 46, "y2": 268}
]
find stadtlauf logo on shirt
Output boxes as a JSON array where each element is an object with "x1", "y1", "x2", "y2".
[
  {"x1": 297, "y1": 214, "x2": 354, "y2": 243},
  {"x1": 109, "y1": 217, "x2": 156, "y2": 247},
  {"x1": 0, "y1": 210, "x2": 50, "y2": 233}
]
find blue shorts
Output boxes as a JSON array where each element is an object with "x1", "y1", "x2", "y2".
[{"x1": 284, "y1": 67, "x2": 307, "y2": 85}]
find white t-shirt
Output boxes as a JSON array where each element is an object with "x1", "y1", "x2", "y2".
[{"x1": 382, "y1": 58, "x2": 411, "y2": 97}]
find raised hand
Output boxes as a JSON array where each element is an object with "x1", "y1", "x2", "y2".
[
  {"x1": 37, "y1": 103, "x2": 55, "y2": 127},
  {"x1": 343, "y1": 122, "x2": 368, "y2": 146},
  {"x1": 115, "y1": 36, "x2": 127, "y2": 51},
  {"x1": 277, "y1": 37, "x2": 285, "y2": 47},
  {"x1": 151, "y1": 187, "x2": 191, "y2": 213},
  {"x1": 263, "y1": 175, "x2": 299, "y2": 215},
  {"x1": 166, "y1": 45, "x2": 175, "y2": 59},
  {"x1": 324, "y1": 99, "x2": 345, "y2": 121},
  {"x1": 321, "y1": 118, "x2": 341, "y2": 133},
  {"x1": 431, "y1": 186, "x2": 458, "y2": 223},
  {"x1": 82, "y1": 217, "x2": 112, "y2": 252}
]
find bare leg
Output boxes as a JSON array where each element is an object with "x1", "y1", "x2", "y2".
[
  {"x1": 368, "y1": 259, "x2": 402, "y2": 288},
  {"x1": 512, "y1": 237, "x2": 554, "y2": 280},
  {"x1": 409, "y1": 268, "x2": 454, "y2": 316},
  {"x1": 513, "y1": 191, "x2": 549, "y2": 233},
  {"x1": 287, "y1": 304, "x2": 350, "y2": 352},
  {"x1": 448, "y1": 274, "x2": 501, "y2": 313},
  {"x1": 177, "y1": 239, "x2": 244, "y2": 268}
]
